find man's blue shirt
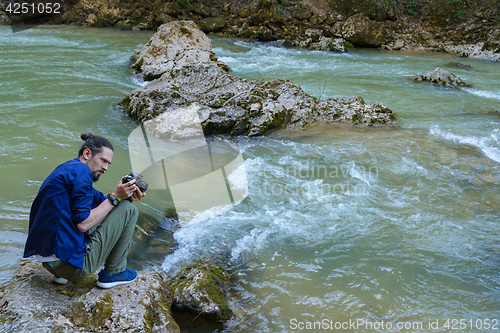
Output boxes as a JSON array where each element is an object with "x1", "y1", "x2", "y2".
[{"x1": 23, "y1": 158, "x2": 106, "y2": 268}]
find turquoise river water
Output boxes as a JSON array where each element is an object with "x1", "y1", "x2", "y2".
[{"x1": 1, "y1": 25, "x2": 499, "y2": 332}]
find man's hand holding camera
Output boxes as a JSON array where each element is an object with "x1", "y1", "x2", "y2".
[{"x1": 114, "y1": 177, "x2": 146, "y2": 202}]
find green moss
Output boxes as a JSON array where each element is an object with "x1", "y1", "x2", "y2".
[
  {"x1": 179, "y1": 26, "x2": 193, "y2": 37},
  {"x1": 33, "y1": 310, "x2": 52, "y2": 320},
  {"x1": 0, "y1": 301, "x2": 18, "y2": 324},
  {"x1": 173, "y1": 263, "x2": 232, "y2": 322},
  {"x1": 115, "y1": 21, "x2": 133, "y2": 30},
  {"x1": 50, "y1": 325, "x2": 66, "y2": 333},
  {"x1": 55, "y1": 275, "x2": 96, "y2": 298},
  {"x1": 141, "y1": 273, "x2": 178, "y2": 333},
  {"x1": 120, "y1": 95, "x2": 131, "y2": 108},
  {"x1": 341, "y1": 41, "x2": 354, "y2": 49},
  {"x1": 62, "y1": 292, "x2": 114, "y2": 330}
]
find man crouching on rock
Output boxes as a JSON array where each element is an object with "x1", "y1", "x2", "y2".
[{"x1": 23, "y1": 132, "x2": 145, "y2": 288}]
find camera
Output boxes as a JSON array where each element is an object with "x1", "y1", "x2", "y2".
[{"x1": 122, "y1": 172, "x2": 148, "y2": 192}]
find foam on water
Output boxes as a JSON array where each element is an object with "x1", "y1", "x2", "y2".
[
  {"x1": 464, "y1": 88, "x2": 500, "y2": 100},
  {"x1": 430, "y1": 125, "x2": 500, "y2": 163},
  {"x1": 227, "y1": 162, "x2": 248, "y2": 194}
]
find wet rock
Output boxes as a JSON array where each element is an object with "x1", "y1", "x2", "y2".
[
  {"x1": 170, "y1": 262, "x2": 233, "y2": 322},
  {"x1": 342, "y1": 13, "x2": 387, "y2": 47},
  {"x1": 413, "y1": 67, "x2": 467, "y2": 87},
  {"x1": 131, "y1": 20, "x2": 216, "y2": 80}
]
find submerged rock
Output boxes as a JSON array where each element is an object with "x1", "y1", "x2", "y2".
[
  {"x1": 412, "y1": 67, "x2": 468, "y2": 87},
  {"x1": 123, "y1": 20, "x2": 397, "y2": 136},
  {"x1": 0, "y1": 260, "x2": 234, "y2": 332},
  {"x1": 448, "y1": 61, "x2": 471, "y2": 68}
]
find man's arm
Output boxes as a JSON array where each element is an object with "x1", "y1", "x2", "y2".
[
  {"x1": 76, "y1": 178, "x2": 142, "y2": 233},
  {"x1": 76, "y1": 198, "x2": 115, "y2": 233}
]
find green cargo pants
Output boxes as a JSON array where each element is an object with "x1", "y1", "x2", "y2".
[{"x1": 43, "y1": 200, "x2": 138, "y2": 282}]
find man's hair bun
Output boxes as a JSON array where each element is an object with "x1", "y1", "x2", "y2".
[
  {"x1": 78, "y1": 132, "x2": 113, "y2": 157},
  {"x1": 81, "y1": 133, "x2": 94, "y2": 141}
]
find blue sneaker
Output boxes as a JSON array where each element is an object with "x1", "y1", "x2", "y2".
[{"x1": 96, "y1": 268, "x2": 137, "y2": 289}]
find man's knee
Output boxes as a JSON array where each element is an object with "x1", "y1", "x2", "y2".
[{"x1": 120, "y1": 200, "x2": 138, "y2": 221}]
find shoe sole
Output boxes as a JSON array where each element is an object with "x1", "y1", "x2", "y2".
[
  {"x1": 51, "y1": 274, "x2": 68, "y2": 285},
  {"x1": 96, "y1": 276, "x2": 137, "y2": 289}
]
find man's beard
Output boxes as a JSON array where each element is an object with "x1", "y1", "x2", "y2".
[{"x1": 92, "y1": 170, "x2": 104, "y2": 182}]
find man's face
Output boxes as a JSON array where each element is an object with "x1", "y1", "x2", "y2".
[{"x1": 85, "y1": 147, "x2": 113, "y2": 182}]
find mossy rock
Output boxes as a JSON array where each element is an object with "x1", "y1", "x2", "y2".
[
  {"x1": 170, "y1": 262, "x2": 233, "y2": 322},
  {"x1": 115, "y1": 21, "x2": 133, "y2": 30}
]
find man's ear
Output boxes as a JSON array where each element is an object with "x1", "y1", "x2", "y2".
[{"x1": 81, "y1": 148, "x2": 93, "y2": 161}]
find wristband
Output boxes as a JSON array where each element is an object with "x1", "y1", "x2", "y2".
[{"x1": 107, "y1": 193, "x2": 120, "y2": 206}]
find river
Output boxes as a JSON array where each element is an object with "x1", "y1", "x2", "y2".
[{"x1": 1, "y1": 25, "x2": 499, "y2": 332}]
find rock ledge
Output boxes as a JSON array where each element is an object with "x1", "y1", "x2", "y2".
[{"x1": 0, "y1": 260, "x2": 234, "y2": 332}]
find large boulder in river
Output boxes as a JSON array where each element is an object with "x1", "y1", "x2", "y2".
[
  {"x1": 123, "y1": 20, "x2": 397, "y2": 136},
  {"x1": 342, "y1": 13, "x2": 387, "y2": 47},
  {"x1": 412, "y1": 68, "x2": 467, "y2": 87},
  {"x1": 122, "y1": 62, "x2": 397, "y2": 136},
  {"x1": 131, "y1": 20, "x2": 218, "y2": 80}
]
